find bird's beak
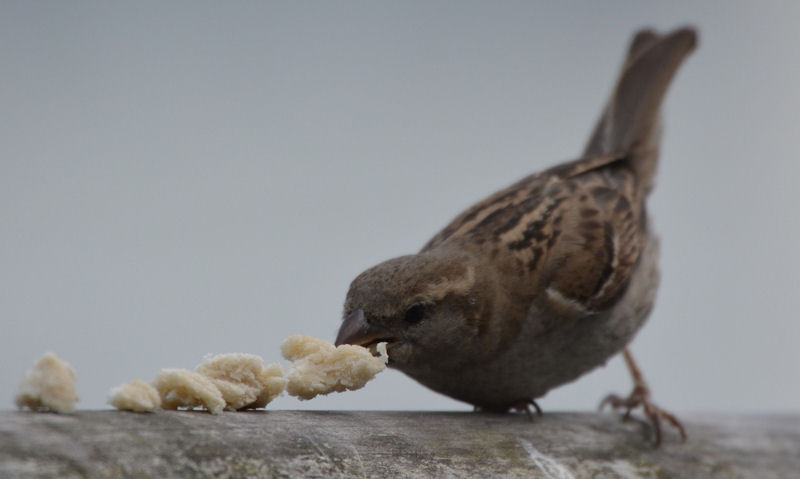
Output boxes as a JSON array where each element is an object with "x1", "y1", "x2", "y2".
[{"x1": 335, "y1": 308, "x2": 391, "y2": 347}]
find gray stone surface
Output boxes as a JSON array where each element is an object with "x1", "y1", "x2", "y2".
[{"x1": 1, "y1": 410, "x2": 797, "y2": 478}]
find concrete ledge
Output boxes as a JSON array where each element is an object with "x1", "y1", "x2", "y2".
[{"x1": 1, "y1": 410, "x2": 797, "y2": 478}]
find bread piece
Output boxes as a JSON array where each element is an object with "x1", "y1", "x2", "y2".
[
  {"x1": 153, "y1": 368, "x2": 225, "y2": 414},
  {"x1": 281, "y1": 335, "x2": 388, "y2": 400},
  {"x1": 196, "y1": 353, "x2": 286, "y2": 410},
  {"x1": 15, "y1": 352, "x2": 79, "y2": 413},
  {"x1": 108, "y1": 380, "x2": 161, "y2": 412}
]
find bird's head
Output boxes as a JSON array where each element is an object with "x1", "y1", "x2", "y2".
[{"x1": 335, "y1": 249, "x2": 496, "y2": 372}]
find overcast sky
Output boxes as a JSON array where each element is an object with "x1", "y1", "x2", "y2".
[{"x1": 2, "y1": 1, "x2": 799, "y2": 414}]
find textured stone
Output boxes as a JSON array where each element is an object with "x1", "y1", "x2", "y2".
[{"x1": 0, "y1": 411, "x2": 797, "y2": 478}]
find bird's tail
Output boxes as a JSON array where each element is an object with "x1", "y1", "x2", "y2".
[{"x1": 583, "y1": 27, "x2": 697, "y2": 194}]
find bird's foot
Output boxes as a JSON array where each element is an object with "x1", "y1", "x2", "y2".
[
  {"x1": 599, "y1": 349, "x2": 687, "y2": 446},
  {"x1": 473, "y1": 399, "x2": 543, "y2": 421},
  {"x1": 512, "y1": 399, "x2": 543, "y2": 422}
]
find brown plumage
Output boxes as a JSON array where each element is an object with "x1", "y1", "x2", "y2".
[{"x1": 336, "y1": 27, "x2": 697, "y2": 445}]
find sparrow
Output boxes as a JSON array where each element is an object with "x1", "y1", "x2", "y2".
[{"x1": 335, "y1": 27, "x2": 697, "y2": 446}]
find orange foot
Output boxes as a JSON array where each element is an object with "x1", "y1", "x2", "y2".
[{"x1": 600, "y1": 349, "x2": 687, "y2": 447}]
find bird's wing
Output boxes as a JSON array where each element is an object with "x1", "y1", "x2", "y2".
[
  {"x1": 421, "y1": 150, "x2": 627, "y2": 253},
  {"x1": 421, "y1": 153, "x2": 641, "y2": 314},
  {"x1": 421, "y1": 167, "x2": 558, "y2": 253},
  {"x1": 539, "y1": 163, "x2": 644, "y2": 314}
]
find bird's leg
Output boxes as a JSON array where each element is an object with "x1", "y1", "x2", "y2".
[{"x1": 599, "y1": 348, "x2": 686, "y2": 446}]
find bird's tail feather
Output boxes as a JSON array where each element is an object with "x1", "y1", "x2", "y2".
[{"x1": 583, "y1": 27, "x2": 697, "y2": 194}]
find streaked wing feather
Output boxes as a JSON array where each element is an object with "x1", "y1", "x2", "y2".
[
  {"x1": 422, "y1": 153, "x2": 643, "y2": 313},
  {"x1": 544, "y1": 165, "x2": 644, "y2": 312},
  {"x1": 422, "y1": 152, "x2": 627, "y2": 252}
]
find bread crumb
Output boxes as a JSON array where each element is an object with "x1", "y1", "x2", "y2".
[
  {"x1": 108, "y1": 380, "x2": 161, "y2": 412},
  {"x1": 154, "y1": 368, "x2": 225, "y2": 414},
  {"x1": 15, "y1": 352, "x2": 79, "y2": 413},
  {"x1": 281, "y1": 335, "x2": 388, "y2": 400},
  {"x1": 196, "y1": 353, "x2": 286, "y2": 410}
]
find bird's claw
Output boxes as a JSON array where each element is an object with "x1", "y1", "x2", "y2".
[
  {"x1": 473, "y1": 399, "x2": 543, "y2": 422},
  {"x1": 600, "y1": 350, "x2": 687, "y2": 447},
  {"x1": 513, "y1": 399, "x2": 543, "y2": 422},
  {"x1": 599, "y1": 387, "x2": 686, "y2": 446}
]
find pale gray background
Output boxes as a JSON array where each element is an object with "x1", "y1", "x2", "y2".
[{"x1": 2, "y1": 1, "x2": 799, "y2": 413}]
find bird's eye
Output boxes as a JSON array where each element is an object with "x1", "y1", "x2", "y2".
[{"x1": 404, "y1": 304, "x2": 426, "y2": 324}]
